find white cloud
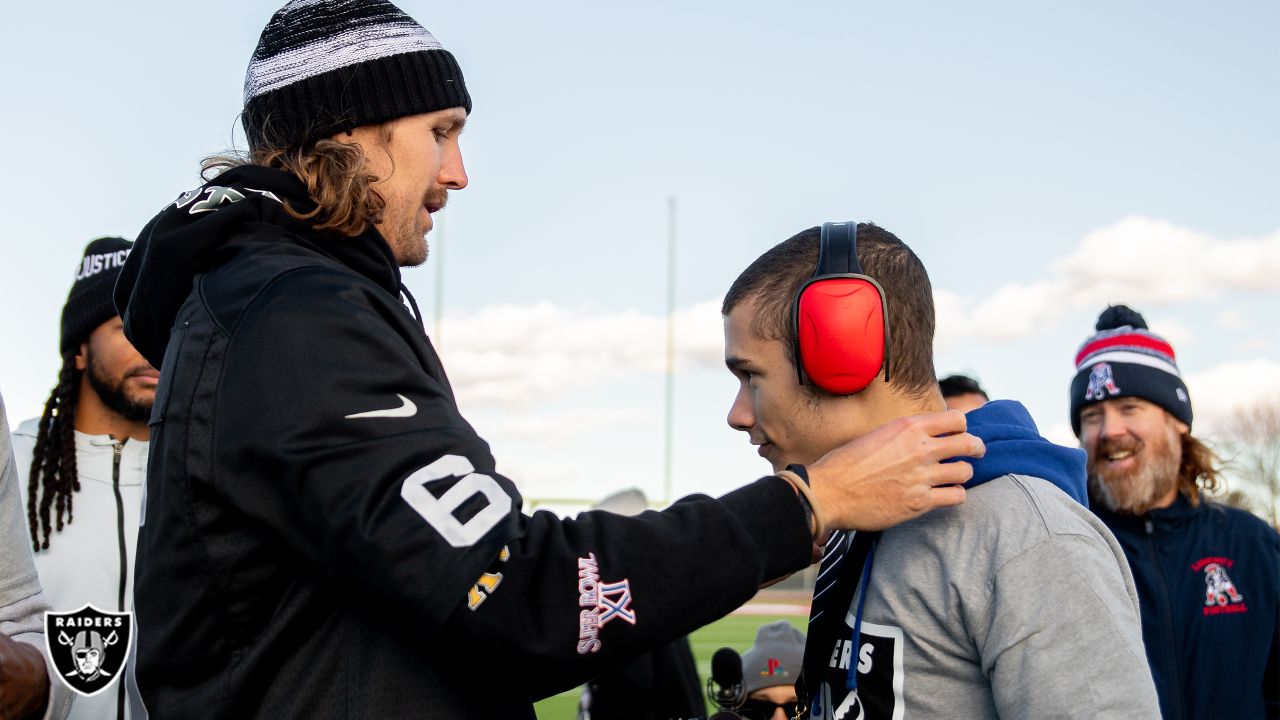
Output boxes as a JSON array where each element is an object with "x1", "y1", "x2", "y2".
[
  {"x1": 934, "y1": 217, "x2": 1280, "y2": 346},
  {"x1": 932, "y1": 288, "x2": 975, "y2": 348},
  {"x1": 434, "y1": 217, "x2": 1279, "y2": 412},
  {"x1": 1043, "y1": 421, "x2": 1080, "y2": 448},
  {"x1": 1185, "y1": 359, "x2": 1280, "y2": 432},
  {"x1": 481, "y1": 407, "x2": 652, "y2": 445},
  {"x1": 439, "y1": 299, "x2": 725, "y2": 409},
  {"x1": 1146, "y1": 318, "x2": 1194, "y2": 349},
  {"x1": 1235, "y1": 336, "x2": 1268, "y2": 354},
  {"x1": 967, "y1": 280, "x2": 1064, "y2": 341},
  {"x1": 1217, "y1": 308, "x2": 1247, "y2": 331},
  {"x1": 1056, "y1": 217, "x2": 1280, "y2": 303}
]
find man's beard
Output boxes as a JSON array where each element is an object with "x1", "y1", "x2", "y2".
[
  {"x1": 86, "y1": 351, "x2": 153, "y2": 423},
  {"x1": 387, "y1": 186, "x2": 449, "y2": 267},
  {"x1": 1087, "y1": 423, "x2": 1182, "y2": 515}
]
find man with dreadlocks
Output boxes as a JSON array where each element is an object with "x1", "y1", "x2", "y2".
[{"x1": 11, "y1": 236, "x2": 156, "y2": 720}]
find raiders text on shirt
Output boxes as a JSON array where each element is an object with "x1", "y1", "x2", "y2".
[{"x1": 50, "y1": 616, "x2": 125, "y2": 629}]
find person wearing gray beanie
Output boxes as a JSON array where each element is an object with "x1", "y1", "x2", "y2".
[{"x1": 738, "y1": 620, "x2": 805, "y2": 720}]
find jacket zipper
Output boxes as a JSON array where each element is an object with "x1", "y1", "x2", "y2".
[
  {"x1": 113, "y1": 441, "x2": 127, "y2": 720},
  {"x1": 1146, "y1": 519, "x2": 1184, "y2": 720}
]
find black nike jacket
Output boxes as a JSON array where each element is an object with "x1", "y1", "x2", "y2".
[{"x1": 114, "y1": 165, "x2": 812, "y2": 719}]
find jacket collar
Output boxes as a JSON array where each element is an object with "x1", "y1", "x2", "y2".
[
  {"x1": 117, "y1": 164, "x2": 405, "y2": 367},
  {"x1": 75, "y1": 431, "x2": 148, "y2": 486}
]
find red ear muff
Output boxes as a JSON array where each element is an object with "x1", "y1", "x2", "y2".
[{"x1": 792, "y1": 222, "x2": 890, "y2": 395}]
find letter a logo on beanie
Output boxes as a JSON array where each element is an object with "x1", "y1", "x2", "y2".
[{"x1": 1085, "y1": 362, "x2": 1121, "y2": 401}]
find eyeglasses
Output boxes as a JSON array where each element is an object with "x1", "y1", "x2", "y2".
[{"x1": 738, "y1": 698, "x2": 799, "y2": 720}]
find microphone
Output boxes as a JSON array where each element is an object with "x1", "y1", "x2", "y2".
[{"x1": 707, "y1": 647, "x2": 745, "y2": 719}]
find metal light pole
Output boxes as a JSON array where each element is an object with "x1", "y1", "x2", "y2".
[{"x1": 663, "y1": 197, "x2": 677, "y2": 505}]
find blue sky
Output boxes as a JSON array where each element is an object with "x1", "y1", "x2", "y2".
[{"x1": 2, "y1": 1, "x2": 1277, "y2": 507}]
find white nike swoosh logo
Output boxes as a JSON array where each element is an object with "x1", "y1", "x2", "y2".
[{"x1": 345, "y1": 394, "x2": 417, "y2": 419}]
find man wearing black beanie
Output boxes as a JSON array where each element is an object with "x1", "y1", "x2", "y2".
[
  {"x1": 113, "y1": 2, "x2": 984, "y2": 717},
  {"x1": 1072, "y1": 304, "x2": 1279, "y2": 720},
  {"x1": 11, "y1": 237, "x2": 156, "y2": 720}
]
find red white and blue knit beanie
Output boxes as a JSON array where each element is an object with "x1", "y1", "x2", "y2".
[
  {"x1": 242, "y1": 0, "x2": 471, "y2": 152},
  {"x1": 1070, "y1": 305, "x2": 1193, "y2": 436}
]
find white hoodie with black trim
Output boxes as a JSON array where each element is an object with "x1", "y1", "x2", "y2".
[{"x1": 12, "y1": 419, "x2": 147, "y2": 720}]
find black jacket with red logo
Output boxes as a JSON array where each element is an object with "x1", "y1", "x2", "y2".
[
  {"x1": 1094, "y1": 494, "x2": 1279, "y2": 720},
  {"x1": 114, "y1": 165, "x2": 812, "y2": 719}
]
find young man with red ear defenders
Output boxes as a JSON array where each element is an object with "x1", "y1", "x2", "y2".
[
  {"x1": 722, "y1": 223, "x2": 1160, "y2": 718},
  {"x1": 791, "y1": 221, "x2": 890, "y2": 395}
]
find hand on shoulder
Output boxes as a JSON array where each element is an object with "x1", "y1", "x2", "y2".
[{"x1": 806, "y1": 410, "x2": 984, "y2": 532}]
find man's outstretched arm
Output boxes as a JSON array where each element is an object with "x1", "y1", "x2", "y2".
[
  {"x1": 215, "y1": 273, "x2": 986, "y2": 696},
  {"x1": 806, "y1": 410, "x2": 979, "y2": 532}
]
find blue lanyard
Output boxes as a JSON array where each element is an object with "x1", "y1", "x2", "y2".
[{"x1": 846, "y1": 536, "x2": 878, "y2": 692}]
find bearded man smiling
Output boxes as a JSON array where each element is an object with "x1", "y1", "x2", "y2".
[{"x1": 1072, "y1": 305, "x2": 1279, "y2": 720}]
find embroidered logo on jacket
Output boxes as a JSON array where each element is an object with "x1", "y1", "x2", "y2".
[
  {"x1": 44, "y1": 605, "x2": 134, "y2": 697},
  {"x1": 1085, "y1": 362, "x2": 1121, "y2": 401},
  {"x1": 576, "y1": 553, "x2": 637, "y2": 654},
  {"x1": 467, "y1": 545, "x2": 510, "y2": 611},
  {"x1": 172, "y1": 185, "x2": 282, "y2": 214},
  {"x1": 1192, "y1": 556, "x2": 1248, "y2": 615}
]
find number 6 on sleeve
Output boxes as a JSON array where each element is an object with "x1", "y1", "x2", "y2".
[{"x1": 400, "y1": 454, "x2": 513, "y2": 547}]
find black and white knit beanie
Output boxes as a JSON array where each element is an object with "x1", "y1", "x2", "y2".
[
  {"x1": 1069, "y1": 305, "x2": 1193, "y2": 436},
  {"x1": 242, "y1": 0, "x2": 472, "y2": 151},
  {"x1": 61, "y1": 237, "x2": 133, "y2": 356}
]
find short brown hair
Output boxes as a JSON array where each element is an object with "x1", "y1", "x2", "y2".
[{"x1": 722, "y1": 223, "x2": 936, "y2": 397}]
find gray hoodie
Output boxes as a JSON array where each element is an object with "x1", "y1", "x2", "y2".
[{"x1": 804, "y1": 402, "x2": 1159, "y2": 719}]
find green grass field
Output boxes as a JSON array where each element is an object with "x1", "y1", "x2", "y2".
[{"x1": 534, "y1": 613, "x2": 807, "y2": 719}]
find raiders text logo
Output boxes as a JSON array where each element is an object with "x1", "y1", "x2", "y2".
[{"x1": 43, "y1": 605, "x2": 134, "y2": 697}]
